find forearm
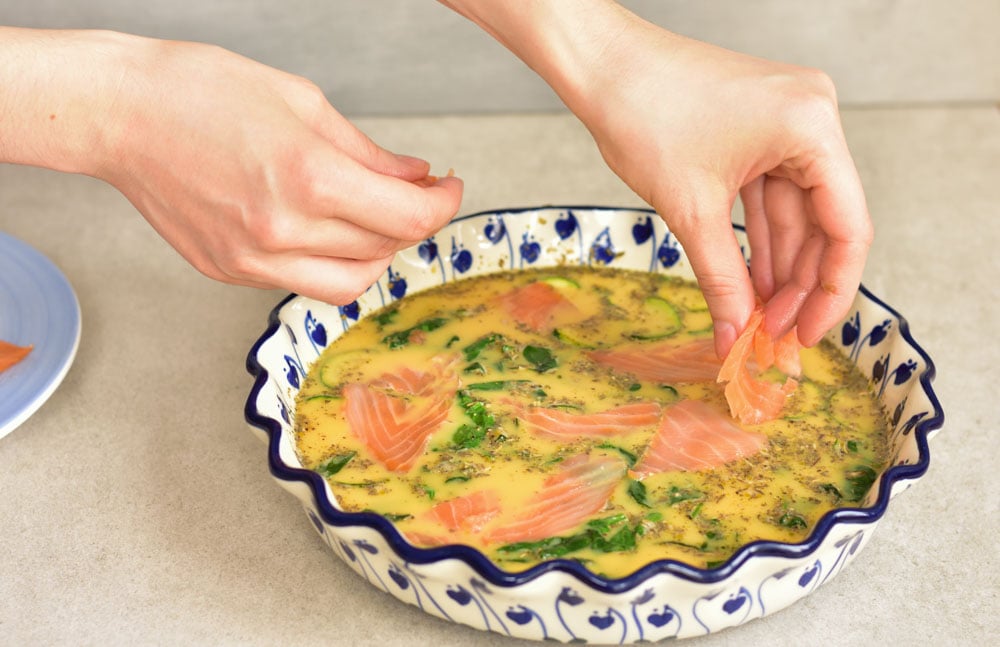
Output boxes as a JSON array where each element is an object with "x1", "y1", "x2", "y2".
[
  {"x1": 0, "y1": 27, "x2": 138, "y2": 176},
  {"x1": 437, "y1": 0, "x2": 651, "y2": 119}
]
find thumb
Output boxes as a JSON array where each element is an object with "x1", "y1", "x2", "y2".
[
  {"x1": 336, "y1": 124, "x2": 432, "y2": 182},
  {"x1": 305, "y1": 101, "x2": 433, "y2": 182},
  {"x1": 665, "y1": 202, "x2": 756, "y2": 359}
]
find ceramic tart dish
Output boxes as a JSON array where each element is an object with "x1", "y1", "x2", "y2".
[{"x1": 245, "y1": 206, "x2": 943, "y2": 643}]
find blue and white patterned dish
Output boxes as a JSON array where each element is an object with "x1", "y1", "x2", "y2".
[{"x1": 245, "y1": 206, "x2": 943, "y2": 642}]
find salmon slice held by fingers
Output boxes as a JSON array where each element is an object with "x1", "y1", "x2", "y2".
[
  {"x1": 0, "y1": 340, "x2": 32, "y2": 373},
  {"x1": 631, "y1": 400, "x2": 768, "y2": 477},
  {"x1": 498, "y1": 281, "x2": 579, "y2": 333},
  {"x1": 718, "y1": 308, "x2": 802, "y2": 424},
  {"x1": 485, "y1": 454, "x2": 626, "y2": 545},
  {"x1": 343, "y1": 354, "x2": 459, "y2": 473},
  {"x1": 586, "y1": 337, "x2": 721, "y2": 384},
  {"x1": 512, "y1": 401, "x2": 663, "y2": 440},
  {"x1": 772, "y1": 327, "x2": 803, "y2": 377}
]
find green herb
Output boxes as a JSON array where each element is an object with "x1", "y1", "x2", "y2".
[
  {"x1": 381, "y1": 317, "x2": 448, "y2": 349},
  {"x1": 463, "y1": 334, "x2": 499, "y2": 361},
  {"x1": 304, "y1": 394, "x2": 340, "y2": 402},
  {"x1": 596, "y1": 442, "x2": 637, "y2": 467},
  {"x1": 420, "y1": 484, "x2": 436, "y2": 500},
  {"x1": 445, "y1": 475, "x2": 471, "y2": 484},
  {"x1": 317, "y1": 451, "x2": 356, "y2": 477},
  {"x1": 659, "y1": 385, "x2": 680, "y2": 401},
  {"x1": 445, "y1": 335, "x2": 461, "y2": 348},
  {"x1": 450, "y1": 390, "x2": 496, "y2": 449},
  {"x1": 844, "y1": 465, "x2": 878, "y2": 501},
  {"x1": 465, "y1": 379, "x2": 532, "y2": 391},
  {"x1": 368, "y1": 511, "x2": 412, "y2": 522},
  {"x1": 846, "y1": 440, "x2": 860, "y2": 453},
  {"x1": 689, "y1": 502, "x2": 703, "y2": 519},
  {"x1": 452, "y1": 423, "x2": 486, "y2": 449},
  {"x1": 332, "y1": 479, "x2": 385, "y2": 488},
  {"x1": 463, "y1": 362, "x2": 487, "y2": 375},
  {"x1": 628, "y1": 383, "x2": 642, "y2": 392},
  {"x1": 373, "y1": 307, "x2": 399, "y2": 327},
  {"x1": 627, "y1": 479, "x2": 651, "y2": 508},
  {"x1": 819, "y1": 483, "x2": 844, "y2": 500},
  {"x1": 523, "y1": 345, "x2": 557, "y2": 372},
  {"x1": 496, "y1": 514, "x2": 640, "y2": 561},
  {"x1": 666, "y1": 486, "x2": 704, "y2": 506},
  {"x1": 778, "y1": 511, "x2": 808, "y2": 529}
]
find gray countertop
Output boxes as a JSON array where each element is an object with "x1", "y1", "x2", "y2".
[{"x1": 1, "y1": 107, "x2": 997, "y2": 646}]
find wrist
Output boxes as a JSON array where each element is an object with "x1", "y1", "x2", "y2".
[
  {"x1": 441, "y1": 0, "x2": 645, "y2": 114},
  {"x1": 0, "y1": 28, "x2": 144, "y2": 178}
]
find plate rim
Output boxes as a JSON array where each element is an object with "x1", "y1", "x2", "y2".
[{"x1": 0, "y1": 232, "x2": 82, "y2": 440}]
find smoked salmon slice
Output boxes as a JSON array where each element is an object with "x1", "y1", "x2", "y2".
[
  {"x1": 0, "y1": 340, "x2": 32, "y2": 373},
  {"x1": 586, "y1": 337, "x2": 721, "y2": 383},
  {"x1": 343, "y1": 354, "x2": 459, "y2": 473},
  {"x1": 485, "y1": 453, "x2": 625, "y2": 545},
  {"x1": 512, "y1": 401, "x2": 662, "y2": 440},
  {"x1": 498, "y1": 281, "x2": 579, "y2": 333},
  {"x1": 424, "y1": 489, "x2": 502, "y2": 533},
  {"x1": 718, "y1": 309, "x2": 801, "y2": 424},
  {"x1": 631, "y1": 400, "x2": 767, "y2": 477}
]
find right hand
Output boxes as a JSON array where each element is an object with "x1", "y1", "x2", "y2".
[{"x1": 96, "y1": 35, "x2": 463, "y2": 303}]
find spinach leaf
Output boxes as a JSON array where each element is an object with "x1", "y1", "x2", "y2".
[
  {"x1": 523, "y1": 345, "x2": 557, "y2": 372},
  {"x1": 462, "y1": 362, "x2": 487, "y2": 375},
  {"x1": 372, "y1": 307, "x2": 399, "y2": 327},
  {"x1": 496, "y1": 514, "x2": 640, "y2": 561},
  {"x1": 778, "y1": 511, "x2": 807, "y2": 529},
  {"x1": 381, "y1": 317, "x2": 449, "y2": 349},
  {"x1": 819, "y1": 483, "x2": 844, "y2": 500},
  {"x1": 596, "y1": 442, "x2": 637, "y2": 467},
  {"x1": 627, "y1": 480, "x2": 651, "y2": 508},
  {"x1": 317, "y1": 451, "x2": 356, "y2": 477},
  {"x1": 465, "y1": 379, "x2": 532, "y2": 392},
  {"x1": 450, "y1": 390, "x2": 496, "y2": 449},
  {"x1": 452, "y1": 423, "x2": 486, "y2": 449},
  {"x1": 366, "y1": 510, "x2": 412, "y2": 522},
  {"x1": 463, "y1": 334, "x2": 499, "y2": 361},
  {"x1": 666, "y1": 486, "x2": 703, "y2": 506},
  {"x1": 844, "y1": 465, "x2": 878, "y2": 501}
]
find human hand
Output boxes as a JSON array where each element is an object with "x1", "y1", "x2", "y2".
[
  {"x1": 440, "y1": 1, "x2": 871, "y2": 357},
  {"x1": 29, "y1": 31, "x2": 463, "y2": 304},
  {"x1": 568, "y1": 19, "x2": 871, "y2": 357}
]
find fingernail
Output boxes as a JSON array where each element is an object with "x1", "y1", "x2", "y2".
[
  {"x1": 396, "y1": 154, "x2": 430, "y2": 172},
  {"x1": 715, "y1": 322, "x2": 738, "y2": 359}
]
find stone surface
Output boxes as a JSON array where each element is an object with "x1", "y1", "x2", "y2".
[{"x1": 0, "y1": 107, "x2": 997, "y2": 645}]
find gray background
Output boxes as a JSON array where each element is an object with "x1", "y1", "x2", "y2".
[{"x1": 3, "y1": 1, "x2": 998, "y2": 115}]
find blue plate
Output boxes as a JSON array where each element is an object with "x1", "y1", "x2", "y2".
[{"x1": 0, "y1": 233, "x2": 81, "y2": 440}]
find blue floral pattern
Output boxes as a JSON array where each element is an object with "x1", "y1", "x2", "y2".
[{"x1": 245, "y1": 206, "x2": 943, "y2": 643}]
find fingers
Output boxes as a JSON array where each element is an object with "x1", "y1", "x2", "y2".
[
  {"x1": 741, "y1": 133, "x2": 871, "y2": 347},
  {"x1": 787, "y1": 142, "x2": 872, "y2": 346},
  {"x1": 292, "y1": 88, "x2": 435, "y2": 182},
  {"x1": 761, "y1": 232, "x2": 823, "y2": 337},
  {"x1": 301, "y1": 142, "x2": 465, "y2": 243},
  {"x1": 205, "y1": 251, "x2": 397, "y2": 306},
  {"x1": 665, "y1": 194, "x2": 756, "y2": 359},
  {"x1": 741, "y1": 176, "x2": 773, "y2": 300}
]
